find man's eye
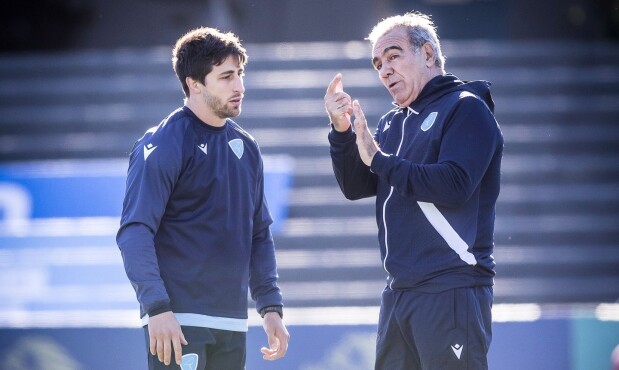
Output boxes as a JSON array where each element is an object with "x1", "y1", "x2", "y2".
[
  {"x1": 389, "y1": 54, "x2": 398, "y2": 61},
  {"x1": 375, "y1": 64, "x2": 382, "y2": 71}
]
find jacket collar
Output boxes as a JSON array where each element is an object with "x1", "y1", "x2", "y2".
[{"x1": 390, "y1": 73, "x2": 493, "y2": 114}]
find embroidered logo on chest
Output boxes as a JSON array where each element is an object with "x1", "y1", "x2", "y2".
[
  {"x1": 228, "y1": 139, "x2": 244, "y2": 159},
  {"x1": 421, "y1": 112, "x2": 438, "y2": 132},
  {"x1": 197, "y1": 143, "x2": 207, "y2": 155}
]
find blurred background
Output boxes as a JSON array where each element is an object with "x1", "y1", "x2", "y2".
[{"x1": 1, "y1": 0, "x2": 618, "y2": 369}]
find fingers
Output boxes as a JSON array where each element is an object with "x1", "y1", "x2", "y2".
[
  {"x1": 352, "y1": 100, "x2": 379, "y2": 167},
  {"x1": 173, "y1": 334, "x2": 185, "y2": 366},
  {"x1": 148, "y1": 313, "x2": 187, "y2": 366},
  {"x1": 163, "y1": 338, "x2": 172, "y2": 365},
  {"x1": 353, "y1": 99, "x2": 371, "y2": 137},
  {"x1": 352, "y1": 99, "x2": 367, "y2": 126},
  {"x1": 273, "y1": 331, "x2": 289, "y2": 359},
  {"x1": 260, "y1": 337, "x2": 279, "y2": 360},
  {"x1": 326, "y1": 73, "x2": 343, "y2": 94},
  {"x1": 325, "y1": 73, "x2": 353, "y2": 131},
  {"x1": 261, "y1": 314, "x2": 290, "y2": 361},
  {"x1": 151, "y1": 334, "x2": 186, "y2": 366},
  {"x1": 261, "y1": 334, "x2": 288, "y2": 361},
  {"x1": 149, "y1": 335, "x2": 156, "y2": 356}
]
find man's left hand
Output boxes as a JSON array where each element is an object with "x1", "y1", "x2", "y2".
[
  {"x1": 353, "y1": 99, "x2": 380, "y2": 166},
  {"x1": 261, "y1": 312, "x2": 290, "y2": 361}
]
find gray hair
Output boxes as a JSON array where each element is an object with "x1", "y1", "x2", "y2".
[{"x1": 367, "y1": 11, "x2": 445, "y2": 69}]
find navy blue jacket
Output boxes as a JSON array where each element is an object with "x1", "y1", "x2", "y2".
[
  {"x1": 329, "y1": 74, "x2": 503, "y2": 292},
  {"x1": 117, "y1": 106, "x2": 282, "y2": 331}
]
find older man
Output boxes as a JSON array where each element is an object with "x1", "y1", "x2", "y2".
[{"x1": 325, "y1": 11, "x2": 503, "y2": 370}]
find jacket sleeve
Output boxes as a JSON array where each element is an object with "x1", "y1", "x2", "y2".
[
  {"x1": 249, "y1": 156, "x2": 283, "y2": 312},
  {"x1": 116, "y1": 133, "x2": 183, "y2": 317},
  {"x1": 328, "y1": 125, "x2": 378, "y2": 200},
  {"x1": 370, "y1": 97, "x2": 503, "y2": 207}
]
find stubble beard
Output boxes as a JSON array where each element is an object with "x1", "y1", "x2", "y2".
[{"x1": 205, "y1": 93, "x2": 241, "y2": 119}]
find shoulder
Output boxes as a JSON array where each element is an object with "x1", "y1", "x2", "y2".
[
  {"x1": 441, "y1": 91, "x2": 501, "y2": 137},
  {"x1": 131, "y1": 108, "x2": 192, "y2": 164},
  {"x1": 432, "y1": 89, "x2": 492, "y2": 120},
  {"x1": 453, "y1": 91, "x2": 494, "y2": 117},
  {"x1": 227, "y1": 120, "x2": 260, "y2": 148},
  {"x1": 137, "y1": 109, "x2": 194, "y2": 146}
]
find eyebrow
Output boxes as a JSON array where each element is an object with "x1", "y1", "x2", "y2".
[
  {"x1": 218, "y1": 68, "x2": 244, "y2": 77},
  {"x1": 372, "y1": 45, "x2": 404, "y2": 67}
]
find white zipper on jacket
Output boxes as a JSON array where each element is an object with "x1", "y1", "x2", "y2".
[{"x1": 383, "y1": 107, "x2": 418, "y2": 289}]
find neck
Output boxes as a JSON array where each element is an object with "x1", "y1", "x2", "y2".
[{"x1": 185, "y1": 97, "x2": 226, "y2": 127}]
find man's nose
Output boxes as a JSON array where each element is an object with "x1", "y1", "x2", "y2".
[
  {"x1": 235, "y1": 77, "x2": 245, "y2": 94},
  {"x1": 380, "y1": 65, "x2": 393, "y2": 79}
]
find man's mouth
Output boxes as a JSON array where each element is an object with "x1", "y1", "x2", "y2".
[{"x1": 388, "y1": 81, "x2": 398, "y2": 89}]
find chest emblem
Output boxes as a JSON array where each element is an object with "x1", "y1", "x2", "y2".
[
  {"x1": 228, "y1": 139, "x2": 244, "y2": 159},
  {"x1": 197, "y1": 143, "x2": 207, "y2": 155},
  {"x1": 421, "y1": 112, "x2": 438, "y2": 132}
]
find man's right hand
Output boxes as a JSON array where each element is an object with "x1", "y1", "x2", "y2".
[
  {"x1": 324, "y1": 73, "x2": 353, "y2": 132},
  {"x1": 148, "y1": 311, "x2": 188, "y2": 366}
]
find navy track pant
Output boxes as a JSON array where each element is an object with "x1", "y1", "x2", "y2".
[
  {"x1": 375, "y1": 286, "x2": 493, "y2": 370},
  {"x1": 143, "y1": 326, "x2": 246, "y2": 370}
]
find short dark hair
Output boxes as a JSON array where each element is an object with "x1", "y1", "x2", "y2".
[{"x1": 172, "y1": 27, "x2": 248, "y2": 97}]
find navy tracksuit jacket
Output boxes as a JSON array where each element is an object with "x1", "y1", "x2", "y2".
[{"x1": 329, "y1": 74, "x2": 503, "y2": 293}]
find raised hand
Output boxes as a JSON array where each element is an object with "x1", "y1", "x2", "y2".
[
  {"x1": 324, "y1": 73, "x2": 353, "y2": 132},
  {"x1": 353, "y1": 99, "x2": 379, "y2": 166}
]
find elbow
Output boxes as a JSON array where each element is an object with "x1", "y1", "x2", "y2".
[
  {"x1": 439, "y1": 164, "x2": 477, "y2": 206},
  {"x1": 340, "y1": 184, "x2": 375, "y2": 201},
  {"x1": 343, "y1": 191, "x2": 367, "y2": 201},
  {"x1": 445, "y1": 190, "x2": 473, "y2": 207},
  {"x1": 436, "y1": 173, "x2": 476, "y2": 207},
  {"x1": 441, "y1": 182, "x2": 477, "y2": 207}
]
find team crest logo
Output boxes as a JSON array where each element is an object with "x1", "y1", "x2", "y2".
[
  {"x1": 197, "y1": 143, "x2": 207, "y2": 155},
  {"x1": 181, "y1": 353, "x2": 198, "y2": 370},
  {"x1": 421, "y1": 112, "x2": 438, "y2": 132},
  {"x1": 228, "y1": 139, "x2": 244, "y2": 159}
]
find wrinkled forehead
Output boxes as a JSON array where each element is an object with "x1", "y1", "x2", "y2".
[{"x1": 371, "y1": 27, "x2": 410, "y2": 58}]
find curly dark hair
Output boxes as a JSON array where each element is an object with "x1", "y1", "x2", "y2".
[{"x1": 172, "y1": 27, "x2": 248, "y2": 97}]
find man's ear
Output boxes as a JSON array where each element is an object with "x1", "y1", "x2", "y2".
[
  {"x1": 423, "y1": 43, "x2": 435, "y2": 67},
  {"x1": 186, "y1": 76, "x2": 202, "y2": 95}
]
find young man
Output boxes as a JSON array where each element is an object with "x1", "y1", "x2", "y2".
[
  {"x1": 117, "y1": 27, "x2": 289, "y2": 369},
  {"x1": 325, "y1": 12, "x2": 503, "y2": 370}
]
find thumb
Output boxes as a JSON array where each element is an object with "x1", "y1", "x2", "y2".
[
  {"x1": 269, "y1": 334, "x2": 280, "y2": 350},
  {"x1": 326, "y1": 73, "x2": 343, "y2": 94}
]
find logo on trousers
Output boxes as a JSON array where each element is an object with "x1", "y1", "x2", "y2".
[{"x1": 451, "y1": 344, "x2": 463, "y2": 359}]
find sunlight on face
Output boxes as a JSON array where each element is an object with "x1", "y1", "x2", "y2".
[
  {"x1": 372, "y1": 27, "x2": 430, "y2": 107},
  {"x1": 202, "y1": 56, "x2": 245, "y2": 119}
]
